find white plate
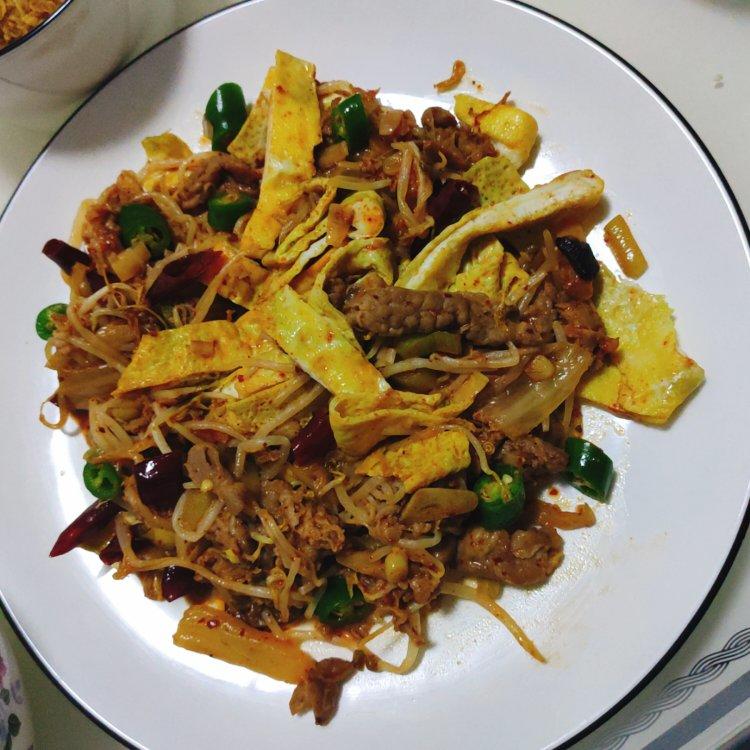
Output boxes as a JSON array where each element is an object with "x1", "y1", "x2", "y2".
[{"x1": 1, "y1": 1, "x2": 749, "y2": 748}]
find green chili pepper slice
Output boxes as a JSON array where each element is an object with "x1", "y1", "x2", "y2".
[
  {"x1": 118, "y1": 203, "x2": 173, "y2": 260},
  {"x1": 473, "y1": 463, "x2": 526, "y2": 530},
  {"x1": 315, "y1": 576, "x2": 372, "y2": 626},
  {"x1": 394, "y1": 331, "x2": 462, "y2": 359},
  {"x1": 82, "y1": 462, "x2": 122, "y2": 501},
  {"x1": 35, "y1": 303, "x2": 67, "y2": 340},
  {"x1": 205, "y1": 82, "x2": 247, "y2": 152},
  {"x1": 565, "y1": 437, "x2": 614, "y2": 501},
  {"x1": 331, "y1": 93, "x2": 370, "y2": 153},
  {"x1": 207, "y1": 193, "x2": 255, "y2": 232},
  {"x1": 390, "y1": 370, "x2": 441, "y2": 394}
]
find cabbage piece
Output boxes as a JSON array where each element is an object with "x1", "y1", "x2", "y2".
[
  {"x1": 464, "y1": 155, "x2": 528, "y2": 206},
  {"x1": 580, "y1": 267, "x2": 704, "y2": 424},
  {"x1": 313, "y1": 237, "x2": 393, "y2": 288},
  {"x1": 202, "y1": 236, "x2": 269, "y2": 308},
  {"x1": 265, "y1": 184, "x2": 338, "y2": 268},
  {"x1": 174, "y1": 605, "x2": 313, "y2": 684},
  {"x1": 474, "y1": 344, "x2": 593, "y2": 437},
  {"x1": 225, "y1": 363, "x2": 291, "y2": 401},
  {"x1": 215, "y1": 255, "x2": 269, "y2": 308},
  {"x1": 215, "y1": 317, "x2": 295, "y2": 399},
  {"x1": 207, "y1": 319, "x2": 299, "y2": 432},
  {"x1": 330, "y1": 372, "x2": 488, "y2": 456},
  {"x1": 257, "y1": 191, "x2": 384, "y2": 303},
  {"x1": 140, "y1": 133, "x2": 193, "y2": 192},
  {"x1": 397, "y1": 170, "x2": 604, "y2": 291},
  {"x1": 449, "y1": 236, "x2": 531, "y2": 308},
  {"x1": 257, "y1": 285, "x2": 389, "y2": 399}
]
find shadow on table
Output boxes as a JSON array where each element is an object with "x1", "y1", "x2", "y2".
[{"x1": 692, "y1": 0, "x2": 750, "y2": 12}]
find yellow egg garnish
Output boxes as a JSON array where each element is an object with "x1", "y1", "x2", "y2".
[
  {"x1": 357, "y1": 428, "x2": 471, "y2": 492},
  {"x1": 581, "y1": 267, "x2": 704, "y2": 424},
  {"x1": 241, "y1": 51, "x2": 321, "y2": 257}
]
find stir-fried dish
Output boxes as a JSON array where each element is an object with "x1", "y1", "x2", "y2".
[
  {"x1": 38, "y1": 51, "x2": 704, "y2": 724},
  {"x1": 0, "y1": 0, "x2": 64, "y2": 48}
]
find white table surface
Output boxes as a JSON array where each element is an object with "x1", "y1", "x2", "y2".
[{"x1": 1, "y1": 1, "x2": 748, "y2": 748}]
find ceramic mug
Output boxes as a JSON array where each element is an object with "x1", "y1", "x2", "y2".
[
  {"x1": 0, "y1": 0, "x2": 166, "y2": 126},
  {"x1": 0, "y1": 631, "x2": 33, "y2": 750}
]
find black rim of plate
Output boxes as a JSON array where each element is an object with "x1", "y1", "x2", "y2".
[
  {"x1": 0, "y1": 1, "x2": 748, "y2": 748},
  {"x1": 0, "y1": 0, "x2": 76, "y2": 60}
]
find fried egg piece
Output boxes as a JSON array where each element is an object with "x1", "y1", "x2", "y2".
[
  {"x1": 240, "y1": 51, "x2": 321, "y2": 258},
  {"x1": 115, "y1": 320, "x2": 257, "y2": 394},
  {"x1": 228, "y1": 67, "x2": 274, "y2": 168},
  {"x1": 463, "y1": 155, "x2": 529, "y2": 206},
  {"x1": 580, "y1": 267, "x2": 704, "y2": 424},
  {"x1": 357, "y1": 428, "x2": 471, "y2": 492},
  {"x1": 449, "y1": 236, "x2": 506, "y2": 300},
  {"x1": 330, "y1": 372, "x2": 488, "y2": 456},
  {"x1": 257, "y1": 285, "x2": 389, "y2": 399},
  {"x1": 398, "y1": 169, "x2": 604, "y2": 291},
  {"x1": 454, "y1": 93, "x2": 538, "y2": 168}
]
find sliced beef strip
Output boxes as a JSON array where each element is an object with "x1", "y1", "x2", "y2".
[
  {"x1": 420, "y1": 123, "x2": 497, "y2": 171},
  {"x1": 342, "y1": 278, "x2": 510, "y2": 346},
  {"x1": 261, "y1": 479, "x2": 345, "y2": 555},
  {"x1": 227, "y1": 597, "x2": 302, "y2": 630},
  {"x1": 185, "y1": 445, "x2": 247, "y2": 515},
  {"x1": 510, "y1": 280, "x2": 557, "y2": 346},
  {"x1": 420, "y1": 106, "x2": 458, "y2": 129},
  {"x1": 555, "y1": 299, "x2": 608, "y2": 349},
  {"x1": 289, "y1": 652, "x2": 365, "y2": 726},
  {"x1": 226, "y1": 598, "x2": 274, "y2": 630},
  {"x1": 456, "y1": 525, "x2": 563, "y2": 586},
  {"x1": 499, "y1": 436, "x2": 569, "y2": 477},
  {"x1": 176, "y1": 152, "x2": 260, "y2": 213},
  {"x1": 325, "y1": 276, "x2": 349, "y2": 310}
]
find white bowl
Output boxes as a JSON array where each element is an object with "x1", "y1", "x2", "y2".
[{"x1": 0, "y1": 0, "x2": 139, "y2": 124}]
